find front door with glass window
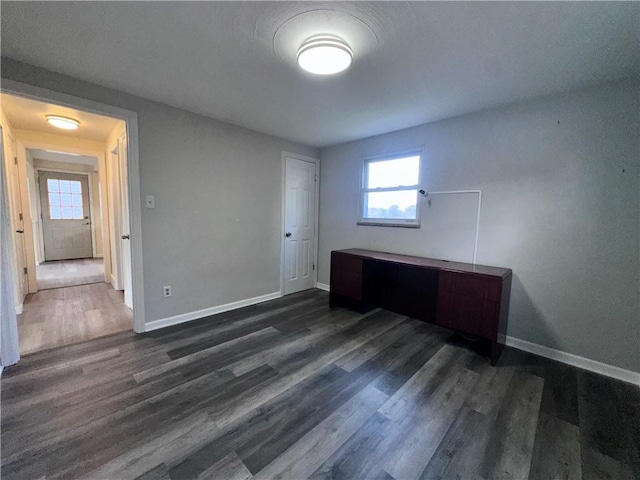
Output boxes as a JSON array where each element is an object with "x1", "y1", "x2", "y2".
[{"x1": 39, "y1": 171, "x2": 92, "y2": 261}]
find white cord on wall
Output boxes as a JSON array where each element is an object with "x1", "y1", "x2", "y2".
[{"x1": 419, "y1": 189, "x2": 482, "y2": 264}]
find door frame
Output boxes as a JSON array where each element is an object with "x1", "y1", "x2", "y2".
[
  {"x1": 279, "y1": 151, "x2": 320, "y2": 296},
  {"x1": 0, "y1": 79, "x2": 146, "y2": 333},
  {"x1": 20, "y1": 141, "x2": 109, "y2": 285},
  {"x1": 32, "y1": 161, "x2": 102, "y2": 265}
]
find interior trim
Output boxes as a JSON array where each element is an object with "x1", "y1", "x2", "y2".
[
  {"x1": 145, "y1": 291, "x2": 282, "y2": 332},
  {"x1": 505, "y1": 335, "x2": 640, "y2": 386}
]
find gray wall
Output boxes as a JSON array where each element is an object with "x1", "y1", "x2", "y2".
[
  {"x1": 318, "y1": 79, "x2": 639, "y2": 373},
  {"x1": 1, "y1": 58, "x2": 318, "y2": 323}
]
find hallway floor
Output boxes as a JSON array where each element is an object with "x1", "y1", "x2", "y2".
[
  {"x1": 36, "y1": 258, "x2": 104, "y2": 290},
  {"x1": 17, "y1": 282, "x2": 132, "y2": 355}
]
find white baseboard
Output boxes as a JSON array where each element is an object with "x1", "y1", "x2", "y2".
[
  {"x1": 505, "y1": 336, "x2": 640, "y2": 386},
  {"x1": 15, "y1": 304, "x2": 23, "y2": 315},
  {"x1": 93, "y1": 254, "x2": 104, "y2": 259},
  {"x1": 145, "y1": 291, "x2": 282, "y2": 332},
  {"x1": 316, "y1": 282, "x2": 330, "y2": 292}
]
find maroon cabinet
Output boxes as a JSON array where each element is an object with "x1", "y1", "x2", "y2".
[
  {"x1": 330, "y1": 249, "x2": 512, "y2": 364},
  {"x1": 330, "y1": 253, "x2": 363, "y2": 301}
]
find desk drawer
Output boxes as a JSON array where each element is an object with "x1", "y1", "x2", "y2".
[{"x1": 440, "y1": 271, "x2": 501, "y2": 301}]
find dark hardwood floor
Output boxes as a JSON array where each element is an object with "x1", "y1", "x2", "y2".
[{"x1": 2, "y1": 289, "x2": 638, "y2": 479}]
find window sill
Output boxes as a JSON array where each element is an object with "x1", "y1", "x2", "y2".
[{"x1": 357, "y1": 221, "x2": 420, "y2": 228}]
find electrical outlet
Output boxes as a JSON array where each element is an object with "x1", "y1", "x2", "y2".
[{"x1": 163, "y1": 286, "x2": 172, "y2": 298}]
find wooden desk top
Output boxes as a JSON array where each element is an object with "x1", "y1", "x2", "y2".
[{"x1": 334, "y1": 249, "x2": 512, "y2": 279}]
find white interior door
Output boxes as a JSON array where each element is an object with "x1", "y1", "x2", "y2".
[
  {"x1": 0, "y1": 127, "x2": 20, "y2": 366},
  {"x1": 39, "y1": 171, "x2": 92, "y2": 261},
  {"x1": 283, "y1": 156, "x2": 317, "y2": 295},
  {"x1": 108, "y1": 144, "x2": 122, "y2": 290},
  {"x1": 7, "y1": 136, "x2": 28, "y2": 301},
  {"x1": 118, "y1": 135, "x2": 133, "y2": 309}
]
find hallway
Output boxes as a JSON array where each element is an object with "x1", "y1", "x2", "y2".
[{"x1": 18, "y1": 282, "x2": 131, "y2": 355}]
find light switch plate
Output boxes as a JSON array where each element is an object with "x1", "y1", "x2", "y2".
[{"x1": 146, "y1": 195, "x2": 155, "y2": 208}]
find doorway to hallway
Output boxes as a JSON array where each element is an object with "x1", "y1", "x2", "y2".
[{"x1": 0, "y1": 87, "x2": 143, "y2": 359}]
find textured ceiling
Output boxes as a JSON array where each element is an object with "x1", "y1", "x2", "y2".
[{"x1": 1, "y1": 2, "x2": 638, "y2": 147}]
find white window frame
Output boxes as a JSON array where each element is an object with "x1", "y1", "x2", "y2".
[{"x1": 358, "y1": 149, "x2": 423, "y2": 228}]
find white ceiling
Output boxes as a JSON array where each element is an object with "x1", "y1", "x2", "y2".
[
  {"x1": 0, "y1": 93, "x2": 120, "y2": 142},
  {"x1": 1, "y1": 2, "x2": 638, "y2": 148}
]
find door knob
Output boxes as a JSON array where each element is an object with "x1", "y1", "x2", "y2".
[
  {"x1": 16, "y1": 230, "x2": 24, "y2": 234},
  {"x1": 285, "y1": 232, "x2": 292, "y2": 237},
  {"x1": 122, "y1": 234, "x2": 130, "y2": 240}
]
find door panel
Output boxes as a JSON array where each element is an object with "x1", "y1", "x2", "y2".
[
  {"x1": 39, "y1": 171, "x2": 92, "y2": 261},
  {"x1": 118, "y1": 135, "x2": 133, "y2": 309},
  {"x1": 284, "y1": 157, "x2": 316, "y2": 295},
  {"x1": 7, "y1": 136, "x2": 28, "y2": 300}
]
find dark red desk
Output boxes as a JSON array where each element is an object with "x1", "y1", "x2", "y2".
[{"x1": 330, "y1": 249, "x2": 512, "y2": 364}]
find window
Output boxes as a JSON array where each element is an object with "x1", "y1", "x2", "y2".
[
  {"x1": 359, "y1": 151, "x2": 422, "y2": 227},
  {"x1": 47, "y1": 179, "x2": 84, "y2": 220}
]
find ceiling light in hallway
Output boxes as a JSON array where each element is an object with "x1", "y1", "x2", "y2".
[{"x1": 46, "y1": 115, "x2": 80, "y2": 130}]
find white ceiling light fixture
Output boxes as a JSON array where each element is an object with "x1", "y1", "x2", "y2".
[
  {"x1": 297, "y1": 35, "x2": 353, "y2": 75},
  {"x1": 46, "y1": 115, "x2": 80, "y2": 130}
]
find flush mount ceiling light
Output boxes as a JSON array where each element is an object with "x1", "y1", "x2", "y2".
[
  {"x1": 46, "y1": 115, "x2": 80, "y2": 130},
  {"x1": 297, "y1": 35, "x2": 353, "y2": 75}
]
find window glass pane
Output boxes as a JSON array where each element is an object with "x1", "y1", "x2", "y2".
[
  {"x1": 364, "y1": 190, "x2": 418, "y2": 220},
  {"x1": 47, "y1": 179, "x2": 60, "y2": 193},
  {"x1": 59, "y1": 180, "x2": 71, "y2": 193},
  {"x1": 71, "y1": 194, "x2": 83, "y2": 207},
  {"x1": 48, "y1": 192, "x2": 61, "y2": 206},
  {"x1": 60, "y1": 193, "x2": 72, "y2": 206},
  {"x1": 70, "y1": 181, "x2": 82, "y2": 194},
  {"x1": 72, "y1": 207, "x2": 84, "y2": 219},
  {"x1": 49, "y1": 206, "x2": 62, "y2": 219},
  {"x1": 367, "y1": 156, "x2": 419, "y2": 189},
  {"x1": 61, "y1": 206, "x2": 73, "y2": 219}
]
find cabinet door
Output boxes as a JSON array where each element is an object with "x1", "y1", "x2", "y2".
[
  {"x1": 436, "y1": 271, "x2": 501, "y2": 338},
  {"x1": 450, "y1": 294, "x2": 484, "y2": 335},
  {"x1": 330, "y1": 253, "x2": 362, "y2": 300}
]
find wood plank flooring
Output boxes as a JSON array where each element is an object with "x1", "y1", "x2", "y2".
[
  {"x1": 17, "y1": 282, "x2": 132, "y2": 355},
  {"x1": 2, "y1": 289, "x2": 638, "y2": 480}
]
